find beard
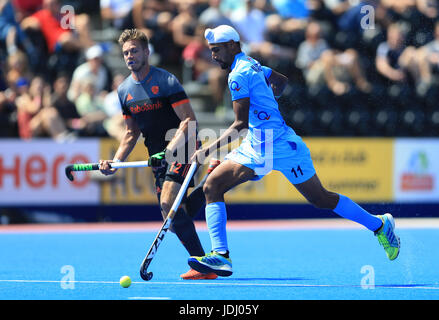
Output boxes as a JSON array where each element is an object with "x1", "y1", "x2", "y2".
[
  {"x1": 219, "y1": 62, "x2": 229, "y2": 70},
  {"x1": 216, "y1": 59, "x2": 230, "y2": 70}
]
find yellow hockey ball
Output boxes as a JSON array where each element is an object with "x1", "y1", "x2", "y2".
[{"x1": 119, "y1": 275, "x2": 131, "y2": 288}]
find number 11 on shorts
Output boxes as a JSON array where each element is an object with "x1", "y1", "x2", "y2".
[{"x1": 291, "y1": 165, "x2": 303, "y2": 178}]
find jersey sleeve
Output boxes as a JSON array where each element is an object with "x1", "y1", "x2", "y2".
[
  {"x1": 117, "y1": 86, "x2": 132, "y2": 119},
  {"x1": 164, "y1": 73, "x2": 189, "y2": 108},
  {"x1": 228, "y1": 71, "x2": 249, "y2": 101},
  {"x1": 262, "y1": 66, "x2": 272, "y2": 79}
]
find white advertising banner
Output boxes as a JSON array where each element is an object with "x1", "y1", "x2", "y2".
[
  {"x1": 0, "y1": 139, "x2": 100, "y2": 205},
  {"x1": 393, "y1": 139, "x2": 439, "y2": 203}
]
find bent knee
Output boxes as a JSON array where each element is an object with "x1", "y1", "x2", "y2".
[
  {"x1": 202, "y1": 178, "x2": 215, "y2": 197},
  {"x1": 203, "y1": 175, "x2": 225, "y2": 200}
]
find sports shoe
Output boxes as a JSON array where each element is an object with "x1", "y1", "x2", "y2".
[
  {"x1": 207, "y1": 158, "x2": 221, "y2": 174},
  {"x1": 180, "y1": 268, "x2": 218, "y2": 280},
  {"x1": 188, "y1": 251, "x2": 233, "y2": 277},
  {"x1": 374, "y1": 213, "x2": 400, "y2": 260}
]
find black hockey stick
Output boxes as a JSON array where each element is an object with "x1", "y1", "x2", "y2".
[{"x1": 139, "y1": 162, "x2": 198, "y2": 281}]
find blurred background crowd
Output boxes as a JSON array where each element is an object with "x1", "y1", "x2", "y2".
[{"x1": 1, "y1": 0, "x2": 439, "y2": 142}]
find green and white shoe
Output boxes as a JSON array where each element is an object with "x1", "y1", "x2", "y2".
[
  {"x1": 188, "y1": 251, "x2": 233, "y2": 277},
  {"x1": 375, "y1": 213, "x2": 400, "y2": 260}
]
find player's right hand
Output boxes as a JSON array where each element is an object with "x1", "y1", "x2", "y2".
[{"x1": 99, "y1": 160, "x2": 117, "y2": 175}]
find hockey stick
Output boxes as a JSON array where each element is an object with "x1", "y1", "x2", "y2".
[
  {"x1": 64, "y1": 160, "x2": 150, "y2": 181},
  {"x1": 139, "y1": 161, "x2": 198, "y2": 281}
]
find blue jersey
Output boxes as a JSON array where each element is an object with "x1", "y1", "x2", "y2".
[
  {"x1": 225, "y1": 53, "x2": 315, "y2": 183},
  {"x1": 228, "y1": 52, "x2": 296, "y2": 146}
]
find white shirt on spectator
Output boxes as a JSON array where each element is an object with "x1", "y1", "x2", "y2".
[
  {"x1": 68, "y1": 62, "x2": 108, "y2": 101},
  {"x1": 100, "y1": 0, "x2": 134, "y2": 28},
  {"x1": 230, "y1": 7, "x2": 266, "y2": 44}
]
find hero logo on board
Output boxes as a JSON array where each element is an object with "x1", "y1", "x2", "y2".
[
  {"x1": 0, "y1": 154, "x2": 91, "y2": 188},
  {"x1": 0, "y1": 139, "x2": 100, "y2": 205}
]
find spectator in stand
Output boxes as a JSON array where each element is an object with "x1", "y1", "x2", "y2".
[
  {"x1": 51, "y1": 73, "x2": 81, "y2": 134},
  {"x1": 5, "y1": 49, "x2": 31, "y2": 90},
  {"x1": 73, "y1": 77, "x2": 108, "y2": 137},
  {"x1": 100, "y1": 0, "x2": 134, "y2": 30},
  {"x1": 171, "y1": 0, "x2": 199, "y2": 49},
  {"x1": 231, "y1": 0, "x2": 295, "y2": 65},
  {"x1": 230, "y1": 0, "x2": 266, "y2": 46},
  {"x1": 375, "y1": 23, "x2": 422, "y2": 87},
  {"x1": 416, "y1": 21, "x2": 439, "y2": 93},
  {"x1": 67, "y1": 44, "x2": 110, "y2": 102},
  {"x1": 132, "y1": 0, "x2": 178, "y2": 65},
  {"x1": 380, "y1": 0, "x2": 435, "y2": 47},
  {"x1": 322, "y1": 0, "x2": 352, "y2": 17},
  {"x1": 199, "y1": 0, "x2": 234, "y2": 28},
  {"x1": 132, "y1": 0, "x2": 175, "y2": 37},
  {"x1": 20, "y1": 0, "x2": 94, "y2": 77},
  {"x1": 21, "y1": 0, "x2": 93, "y2": 54},
  {"x1": 15, "y1": 76, "x2": 71, "y2": 140},
  {"x1": 270, "y1": 0, "x2": 309, "y2": 35},
  {"x1": 102, "y1": 73, "x2": 126, "y2": 141},
  {"x1": 182, "y1": 23, "x2": 228, "y2": 109},
  {"x1": 307, "y1": 0, "x2": 338, "y2": 30},
  {"x1": 271, "y1": 0, "x2": 309, "y2": 19},
  {"x1": 296, "y1": 20, "x2": 330, "y2": 91},
  {"x1": 296, "y1": 21, "x2": 371, "y2": 96},
  {"x1": 381, "y1": 0, "x2": 418, "y2": 20},
  {"x1": 335, "y1": 0, "x2": 383, "y2": 49},
  {"x1": 0, "y1": 0, "x2": 20, "y2": 55},
  {"x1": 0, "y1": 0, "x2": 36, "y2": 59},
  {"x1": 218, "y1": 0, "x2": 246, "y2": 17},
  {"x1": 321, "y1": 47, "x2": 372, "y2": 95},
  {"x1": 12, "y1": 0, "x2": 43, "y2": 18}
]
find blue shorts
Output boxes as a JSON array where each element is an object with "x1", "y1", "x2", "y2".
[{"x1": 225, "y1": 134, "x2": 316, "y2": 184}]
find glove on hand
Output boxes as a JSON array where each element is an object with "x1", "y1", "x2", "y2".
[{"x1": 148, "y1": 149, "x2": 167, "y2": 167}]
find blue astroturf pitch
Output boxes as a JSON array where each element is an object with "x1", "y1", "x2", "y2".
[{"x1": 0, "y1": 219, "x2": 438, "y2": 301}]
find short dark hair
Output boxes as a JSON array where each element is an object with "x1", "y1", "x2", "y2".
[{"x1": 118, "y1": 29, "x2": 149, "y2": 49}]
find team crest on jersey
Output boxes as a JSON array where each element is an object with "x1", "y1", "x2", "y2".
[
  {"x1": 229, "y1": 81, "x2": 240, "y2": 92},
  {"x1": 254, "y1": 110, "x2": 271, "y2": 120},
  {"x1": 151, "y1": 85, "x2": 159, "y2": 95}
]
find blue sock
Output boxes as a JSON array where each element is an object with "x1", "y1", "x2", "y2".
[
  {"x1": 205, "y1": 202, "x2": 228, "y2": 253},
  {"x1": 333, "y1": 194, "x2": 382, "y2": 231}
]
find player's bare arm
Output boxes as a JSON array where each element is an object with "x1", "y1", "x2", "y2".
[
  {"x1": 191, "y1": 97, "x2": 250, "y2": 164},
  {"x1": 166, "y1": 101, "x2": 197, "y2": 154},
  {"x1": 267, "y1": 70, "x2": 289, "y2": 98},
  {"x1": 99, "y1": 117, "x2": 141, "y2": 175}
]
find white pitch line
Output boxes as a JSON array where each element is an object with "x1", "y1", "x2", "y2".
[
  {"x1": 0, "y1": 279, "x2": 117, "y2": 284},
  {"x1": 128, "y1": 297, "x2": 171, "y2": 300},
  {"x1": 149, "y1": 281, "x2": 439, "y2": 290},
  {"x1": 0, "y1": 279, "x2": 438, "y2": 290}
]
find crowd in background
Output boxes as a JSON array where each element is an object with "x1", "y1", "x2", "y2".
[{"x1": 1, "y1": 0, "x2": 439, "y2": 142}]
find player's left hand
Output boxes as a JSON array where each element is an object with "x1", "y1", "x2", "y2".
[{"x1": 148, "y1": 150, "x2": 167, "y2": 167}]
